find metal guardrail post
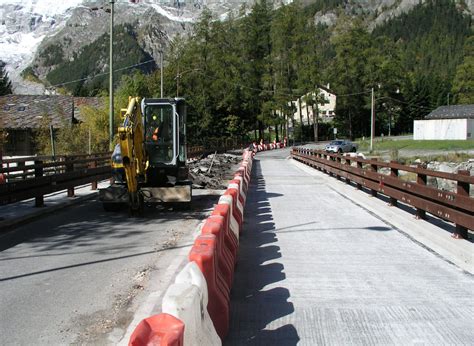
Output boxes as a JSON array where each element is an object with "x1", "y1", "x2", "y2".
[
  {"x1": 415, "y1": 165, "x2": 427, "y2": 220},
  {"x1": 345, "y1": 157, "x2": 351, "y2": 185},
  {"x1": 335, "y1": 156, "x2": 342, "y2": 180},
  {"x1": 453, "y1": 170, "x2": 470, "y2": 239},
  {"x1": 34, "y1": 159, "x2": 44, "y2": 207},
  {"x1": 389, "y1": 161, "x2": 398, "y2": 207},
  {"x1": 356, "y1": 161, "x2": 363, "y2": 190},
  {"x1": 66, "y1": 157, "x2": 75, "y2": 197},
  {"x1": 370, "y1": 159, "x2": 378, "y2": 197}
]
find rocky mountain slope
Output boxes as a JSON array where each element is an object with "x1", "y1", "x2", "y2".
[{"x1": 1, "y1": 0, "x2": 473, "y2": 94}]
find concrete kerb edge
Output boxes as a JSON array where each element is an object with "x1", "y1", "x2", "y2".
[{"x1": 290, "y1": 157, "x2": 474, "y2": 275}]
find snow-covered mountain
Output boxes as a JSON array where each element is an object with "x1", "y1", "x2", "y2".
[
  {"x1": 0, "y1": 0, "x2": 238, "y2": 93},
  {"x1": 0, "y1": 0, "x2": 86, "y2": 93},
  {"x1": 1, "y1": 0, "x2": 473, "y2": 94}
]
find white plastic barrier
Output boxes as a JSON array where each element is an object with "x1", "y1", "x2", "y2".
[
  {"x1": 232, "y1": 175, "x2": 247, "y2": 205},
  {"x1": 218, "y1": 195, "x2": 239, "y2": 239},
  {"x1": 228, "y1": 183, "x2": 244, "y2": 222},
  {"x1": 162, "y1": 262, "x2": 221, "y2": 346}
]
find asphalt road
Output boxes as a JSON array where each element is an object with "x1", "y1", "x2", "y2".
[
  {"x1": 0, "y1": 191, "x2": 220, "y2": 345},
  {"x1": 226, "y1": 148, "x2": 474, "y2": 345}
]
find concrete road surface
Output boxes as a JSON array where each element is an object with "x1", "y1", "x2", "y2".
[
  {"x1": 0, "y1": 191, "x2": 220, "y2": 345},
  {"x1": 226, "y1": 148, "x2": 473, "y2": 345}
]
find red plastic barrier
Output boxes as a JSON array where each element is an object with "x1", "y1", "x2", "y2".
[
  {"x1": 242, "y1": 161, "x2": 251, "y2": 178},
  {"x1": 201, "y1": 216, "x2": 234, "y2": 292},
  {"x1": 235, "y1": 168, "x2": 248, "y2": 193},
  {"x1": 211, "y1": 204, "x2": 238, "y2": 263},
  {"x1": 129, "y1": 313, "x2": 185, "y2": 346},
  {"x1": 189, "y1": 234, "x2": 229, "y2": 339},
  {"x1": 224, "y1": 189, "x2": 242, "y2": 232},
  {"x1": 233, "y1": 174, "x2": 247, "y2": 205},
  {"x1": 230, "y1": 179, "x2": 245, "y2": 209},
  {"x1": 194, "y1": 234, "x2": 230, "y2": 297}
]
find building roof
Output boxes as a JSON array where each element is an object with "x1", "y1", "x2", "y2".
[
  {"x1": 0, "y1": 95, "x2": 102, "y2": 129},
  {"x1": 73, "y1": 97, "x2": 104, "y2": 122},
  {"x1": 425, "y1": 105, "x2": 474, "y2": 120}
]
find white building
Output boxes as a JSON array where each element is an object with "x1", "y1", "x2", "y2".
[
  {"x1": 291, "y1": 85, "x2": 337, "y2": 125},
  {"x1": 413, "y1": 105, "x2": 474, "y2": 140}
]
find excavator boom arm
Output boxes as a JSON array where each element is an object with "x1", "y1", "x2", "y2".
[{"x1": 117, "y1": 97, "x2": 146, "y2": 199}]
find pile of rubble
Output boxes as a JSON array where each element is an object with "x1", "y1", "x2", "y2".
[
  {"x1": 426, "y1": 159, "x2": 474, "y2": 194},
  {"x1": 188, "y1": 152, "x2": 243, "y2": 190}
]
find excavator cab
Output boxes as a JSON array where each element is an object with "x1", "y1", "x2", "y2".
[
  {"x1": 99, "y1": 97, "x2": 191, "y2": 214},
  {"x1": 143, "y1": 98, "x2": 186, "y2": 167}
]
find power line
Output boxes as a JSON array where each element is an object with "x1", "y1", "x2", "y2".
[
  {"x1": 46, "y1": 59, "x2": 436, "y2": 115},
  {"x1": 377, "y1": 95, "x2": 434, "y2": 112},
  {"x1": 337, "y1": 90, "x2": 372, "y2": 97},
  {"x1": 49, "y1": 59, "x2": 156, "y2": 88}
]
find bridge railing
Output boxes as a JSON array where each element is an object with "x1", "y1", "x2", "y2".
[
  {"x1": 291, "y1": 147, "x2": 474, "y2": 239},
  {"x1": 0, "y1": 146, "x2": 211, "y2": 208},
  {"x1": 0, "y1": 153, "x2": 112, "y2": 207}
]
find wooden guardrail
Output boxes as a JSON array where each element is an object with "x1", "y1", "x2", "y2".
[
  {"x1": 0, "y1": 146, "x2": 212, "y2": 207},
  {"x1": 0, "y1": 153, "x2": 112, "y2": 207},
  {"x1": 291, "y1": 147, "x2": 474, "y2": 239}
]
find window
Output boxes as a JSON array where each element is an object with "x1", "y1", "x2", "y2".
[
  {"x1": 144, "y1": 104, "x2": 175, "y2": 164},
  {"x1": 17, "y1": 106, "x2": 26, "y2": 111}
]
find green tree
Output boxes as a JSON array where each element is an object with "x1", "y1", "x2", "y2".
[
  {"x1": 0, "y1": 63, "x2": 12, "y2": 95},
  {"x1": 452, "y1": 36, "x2": 474, "y2": 104},
  {"x1": 328, "y1": 18, "x2": 372, "y2": 139},
  {"x1": 35, "y1": 99, "x2": 111, "y2": 156}
]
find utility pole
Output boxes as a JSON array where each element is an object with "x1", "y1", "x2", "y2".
[
  {"x1": 176, "y1": 63, "x2": 179, "y2": 97},
  {"x1": 109, "y1": 0, "x2": 115, "y2": 150},
  {"x1": 370, "y1": 87, "x2": 375, "y2": 153},
  {"x1": 160, "y1": 50, "x2": 164, "y2": 98}
]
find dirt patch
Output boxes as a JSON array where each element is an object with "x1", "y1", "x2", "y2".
[{"x1": 188, "y1": 152, "x2": 243, "y2": 189}]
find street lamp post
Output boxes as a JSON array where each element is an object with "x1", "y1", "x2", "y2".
[
  {"x1": 109, "y1": 0, "x2": 115, "y2": 150},
  {"x1": 370, "y1": 87, "x2": 375, "y2": 152}
]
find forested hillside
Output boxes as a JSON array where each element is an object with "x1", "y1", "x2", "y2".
[
  {"x1": 45, "y1": 24, "x2": 157, "y2": 96},
  {"x1": 160, "y1": 0, "x2": 473, "y2": 142},
  {"x1": 38, "y1": 0, "x2": 474, "y2": 152},
  {"x1": 371, "y1": 0, "x2": 472, "y2": 133}
]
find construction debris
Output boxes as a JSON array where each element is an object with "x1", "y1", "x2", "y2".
[{"x1": 188, "y1": 152, "x2": 243, "y2": 189}]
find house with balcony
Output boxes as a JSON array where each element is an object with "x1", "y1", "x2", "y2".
[{"x1": 291, "y1": 84, "x2": 337, "y2": 126}]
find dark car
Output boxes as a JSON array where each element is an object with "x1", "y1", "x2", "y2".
[{"x1": 325, "y1": 140, "x2": 357, "y2": 154}]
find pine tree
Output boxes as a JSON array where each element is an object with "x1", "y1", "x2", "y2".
[
  {"x1": 452, "y1": 36, "x2": 474, "y2": 104},
  {"x1": 0, "y1": 63, "x2": 12, "y2": 95}
]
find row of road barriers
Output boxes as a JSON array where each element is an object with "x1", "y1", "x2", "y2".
[
  {"x1": 252, "y1": 139, "x2": 287, "y2": 153},
  {"x1": 128, "y1": 149, "x2": 254, "y2": 346}
]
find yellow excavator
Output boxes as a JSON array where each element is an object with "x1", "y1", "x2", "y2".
[{"x1": 99, "y1": 97, "x2": 191, "y2": 214}]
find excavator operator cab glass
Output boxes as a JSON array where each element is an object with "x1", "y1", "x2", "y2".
[{"x1": 144, "y1": 103, "x2": 176, "y2": 165}]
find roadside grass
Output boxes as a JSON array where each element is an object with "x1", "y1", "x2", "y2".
[{"x1": 357, "y1": 139, "x2": 474, "y2": 151}]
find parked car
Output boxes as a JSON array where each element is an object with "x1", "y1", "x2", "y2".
[{"x1": 325, "y1": 140, "x2": 357, "y2": 154}]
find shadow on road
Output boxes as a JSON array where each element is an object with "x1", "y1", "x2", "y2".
[
  {"x1": 226, "y1": 160, "x2": 300, "y2": 346},
  {"x1": 0, "y1": 192, "x2": 220, "y2": 253}
]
